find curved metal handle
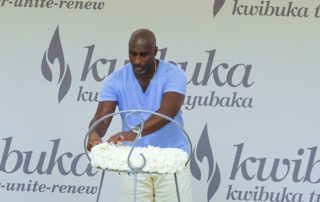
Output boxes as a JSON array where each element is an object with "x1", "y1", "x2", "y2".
[
  {"x1": 124, "y1": 111, "x2": 146, "y2": 173},
  {"x1": 84, "y1": 110, "x2": 193, "y2": 172}
]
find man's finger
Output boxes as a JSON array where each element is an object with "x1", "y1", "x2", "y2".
[{"x1": 107, "y1": 135, "x2": 116, "y2": 143}]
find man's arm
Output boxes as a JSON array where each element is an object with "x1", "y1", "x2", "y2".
[
  {"x1": 87, "y1": 101, "x2": 117, "y2": 151},
  {"x1": 140, "y1": 91, "x2": 184, "y2": 135},
  {"x1": 107, "y1": 92, "x2": 184, "y2": 143}
]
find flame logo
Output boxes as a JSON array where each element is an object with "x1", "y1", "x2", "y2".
[
  {"x1": 41, "y1": 26, "x2": 72, "y2": 103},
  {"x1": 213, "y1": 0, "x2": 225, "y2": 17},
  {"x1": 190, "y1": 123, "x2": 221, "y2": 201}
]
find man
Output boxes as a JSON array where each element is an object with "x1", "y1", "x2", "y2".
[{"x1": 87, "y1": 29, "x2": 192, "y2": 202}]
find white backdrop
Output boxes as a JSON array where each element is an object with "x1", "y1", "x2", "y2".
[{"x1": 1, "y1": 0, "x2": 320, "y2": 201}]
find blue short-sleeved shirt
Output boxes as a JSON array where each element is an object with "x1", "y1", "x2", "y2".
[{"x1": 99, "y1": 60, "x2": 189, "y2": 153}]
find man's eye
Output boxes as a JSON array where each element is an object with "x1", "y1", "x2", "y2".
[{"x1": 141, "y1": 53, "x2": 148, "y2": 57}]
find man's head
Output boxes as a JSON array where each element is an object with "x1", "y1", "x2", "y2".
[{"x1": 128, "y1": 29, "x2": 158, "y2": 75}]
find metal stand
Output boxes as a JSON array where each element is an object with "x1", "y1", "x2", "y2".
[
  {"x1": 84, "y1": 110, "x2": 192, "y2": 202},
  {"x1": 174, "y1": 173, "x2": 181, "y2": 202}
]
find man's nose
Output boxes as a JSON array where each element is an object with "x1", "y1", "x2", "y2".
[{"x1": 133, "y1": 55, "x2": 142, "y2": 64}]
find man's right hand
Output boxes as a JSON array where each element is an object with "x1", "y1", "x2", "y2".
[
  {"x1": 87, "y1": 132, "x2": 102, "y2": 151},
  {"x1": 87, "y1": 101, "x2": 117, "y2": 151}
]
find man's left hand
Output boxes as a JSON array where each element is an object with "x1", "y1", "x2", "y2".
[{"x1": 107, "y1": 130, "x2": 137, "y2": 144}]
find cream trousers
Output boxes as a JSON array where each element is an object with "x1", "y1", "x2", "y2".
[{"x1": 119, "y1": 166, "x2": 193, "y2": 202}]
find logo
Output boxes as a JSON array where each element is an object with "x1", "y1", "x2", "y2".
[
  {"x1": 41, "y1": 26, "x2": 72, "y2": 103},
  {"x1": 190, "y1": 124, "x2": 221, "y2": 201},
  {"x1": 0, "y1": 137, "x2": 96, "y2": 176},
  {"x1": 213, "y1": 0, "x2": 226, "y2": 17},
  {"x1": 41, "y1": 27, "x2": 254, "y2": 106}
]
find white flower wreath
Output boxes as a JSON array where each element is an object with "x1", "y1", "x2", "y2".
[{"x1": 90, "y1": 143, "x2": 189, "y2": 174}]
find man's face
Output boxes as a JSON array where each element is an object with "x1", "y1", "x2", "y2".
[{"x1": 129, "y1": 37, "x2": 156, "y2": 75}]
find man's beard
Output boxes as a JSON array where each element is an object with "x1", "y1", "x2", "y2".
[{"x1": 133, "y1": 64, "x2": 153, "y2": 75}]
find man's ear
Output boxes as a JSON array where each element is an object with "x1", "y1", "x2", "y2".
[{"x1": 154, "y1": 46, "x2": 158, "y2": 56}]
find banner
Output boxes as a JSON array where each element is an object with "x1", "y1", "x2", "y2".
[{"x1": 1, "y1": 0, "x2": 319, "y2": 201}]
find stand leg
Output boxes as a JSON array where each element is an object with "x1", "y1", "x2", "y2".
[
  {"x1": 134, "y1": 173, "x2": 138, "y2": 202},
  {"x1": 96, "y1": 170, "x2": 105, "y2": 202},
  {"x1": 174, "y1": 173, "x2": 181, "y2": 202}
]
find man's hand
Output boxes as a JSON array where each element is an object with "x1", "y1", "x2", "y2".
[
  {"x1": 107, "y1": 130, "x2": 137, "y2": 144},
  {"x1": 87, "y1": 132, "x2": 102, "y2": 151},
  {"x1": 87, "y1": 101, "x2": 117, "y2": 151}
]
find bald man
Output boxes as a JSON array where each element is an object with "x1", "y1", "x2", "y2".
[{"x1": 87, "y1": 29, "x2": 193, "y2": 202}]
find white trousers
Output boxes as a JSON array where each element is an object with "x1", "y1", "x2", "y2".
[{"x1": 119, "y1": 166, "x2": 193, "y2": 202}]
